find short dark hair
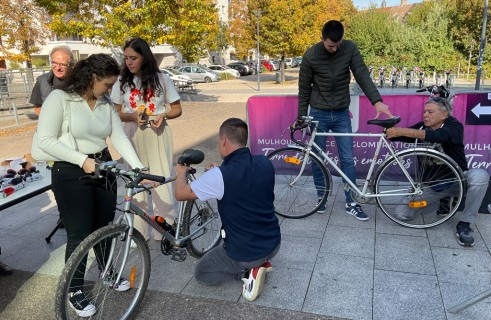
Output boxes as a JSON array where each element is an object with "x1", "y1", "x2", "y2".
[
  {"x1": 120, "y1": 37, "x2": 163, "y2": 100},
  {"x1": 63, "y1": 54, "x2": 120, "y2": 96},
  {"x1": 219, "y1": 118, "x2": 248, "y2": 146},
  {"x1": 322, "y1": 20, "x2": 344, "y2": 42}
]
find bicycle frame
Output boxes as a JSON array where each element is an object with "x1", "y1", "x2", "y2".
[
  {"x1": 291, "y1": 120, "x2": 421, "y2": 199},
  {"x1": 100, "y1": 168, "x2": 219, "y2": 286}
]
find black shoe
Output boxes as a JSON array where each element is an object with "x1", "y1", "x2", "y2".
[
  {"x1": 0, "y1": 261, "x2": 13, "y2": 276},
  {"x1": 456, "y1": 221, "x2": 475, "y2": 247}
]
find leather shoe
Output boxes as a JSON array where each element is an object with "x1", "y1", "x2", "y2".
[{"x1": 0, "y1": 261, "x2": 13, "y2": 276}]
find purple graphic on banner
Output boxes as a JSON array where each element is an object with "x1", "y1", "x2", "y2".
[{"x1": 247, "y1": 93, "x2": 491, "y2": 176}]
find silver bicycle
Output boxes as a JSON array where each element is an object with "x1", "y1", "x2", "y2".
[
  {"x1": 267, "y1": 116, "x2": 466, "y2": 228},
  {"x1": 55, "y1": 149, "x2": 221, "y2": 319}
]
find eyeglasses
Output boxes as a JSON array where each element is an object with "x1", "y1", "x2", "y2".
[
  {"x1": 428, "y1": 96, "x2": 452, "y2": 112},
  {"x1": 51, "y1": 61, "x2": 69, "y2": 69}
]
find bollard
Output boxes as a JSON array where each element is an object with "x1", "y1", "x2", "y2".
[{"x1": 275, "y1": 72, "x2": 281, "y2": 83}]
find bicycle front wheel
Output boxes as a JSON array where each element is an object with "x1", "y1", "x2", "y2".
[
  {"x1": 55, "y1": 224, "x2": 151, "y2": 320},
  {"x1": 267, "y1": 147, "x2": 330, "y2": 219},
  {"x1": 375, "y1": 149, "x2": 464, "y2": 228},
  {"x1": 183, "y1": 198, "x2": 222, "y2": 258}
]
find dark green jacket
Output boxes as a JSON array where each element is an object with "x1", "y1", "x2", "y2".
[{"x1": 298, "y1": 40, "x2": 382, "y2": 117}]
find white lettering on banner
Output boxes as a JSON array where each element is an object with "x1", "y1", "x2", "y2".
[
  {"x1": 464, "y1": 144, "x2": 491, "y2": 151},
  {"x1": 466, "y1": 154, "x2": 491, "y2": 169},
  {"x1": 257, "y1": 138, "x2": 293, "y2": 145}
]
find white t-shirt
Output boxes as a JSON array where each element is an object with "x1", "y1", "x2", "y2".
[
  {"x1": 190, "y1": 167, "x2": 225, "y2": 201},
  {"x1": 110, "y1": 73, "x2": 180, "y2": 115}
]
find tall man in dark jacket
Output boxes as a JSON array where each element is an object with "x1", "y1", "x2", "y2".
[
  {"x1": 298, "y1": 20, "x2": 393, "y2": 220},
  {"x1": 386, "y1": 98, "x2": 489, "y2": 247}
]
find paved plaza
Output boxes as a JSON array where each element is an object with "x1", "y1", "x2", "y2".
[{"x1": 0, "y1": 71, "x2": 490, "y2": 319}]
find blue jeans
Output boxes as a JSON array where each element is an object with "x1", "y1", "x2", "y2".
[{"x1": 309, "y1": 108, "x2": 355, "y2": 203}]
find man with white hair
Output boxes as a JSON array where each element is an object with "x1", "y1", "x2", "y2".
[{"x1": 29, "y1": 45, "x2": 74, "y2": 115}]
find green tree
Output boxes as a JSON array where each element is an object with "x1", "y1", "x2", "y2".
[
  {"x1": 228, "y1": 0, "x2": 255, "y2": 60},
  {"x1": 171, "y1": 0, "x2": 220, "y2": 63},
  {"x1": 0, "y1": 0, "x2": 52, "y2": 67},
  {"x1": 35, "y1": 0, "x2": 219, "y2": 62}
]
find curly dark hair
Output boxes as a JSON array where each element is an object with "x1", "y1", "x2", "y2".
[
  {"x1": 119, "y1": 38, "x2": 163, "y2": 101},
  {"x1": 62, "y1": 54, "x2": 120, "y2": 96}
]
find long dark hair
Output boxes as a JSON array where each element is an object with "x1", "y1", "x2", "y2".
[
  {"x1": 62, "y1": 54, "x2": 120, "y2": 96},
  {"x1": 119, "y1": 38, "x2": 163, "y2": 101}
]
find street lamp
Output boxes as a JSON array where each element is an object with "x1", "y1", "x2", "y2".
[{"x1": 253, "y1": 9, "x2": 262, "y2": 92}]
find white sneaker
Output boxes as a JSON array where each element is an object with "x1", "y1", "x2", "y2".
[{"x1": 69, "y1": 290, "x2": 96, "y2": 317}]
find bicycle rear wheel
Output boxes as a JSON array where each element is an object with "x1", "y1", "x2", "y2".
[
  {"x1": 267, "y1": 147, "x2": 330, "y2": 219},
  {"x1": 375, "y1": 149, "x2": 464, "y2": 228},
  {"x1": 55, "y1": 224, "x2": 151, "y2": 320},
  {"x1": 183, "y1": 198, "x2": 222, "y2": 258}
]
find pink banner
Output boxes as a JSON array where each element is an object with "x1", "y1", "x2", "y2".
[{"x1": 247, "y1": 93, "x2": 491, "y2": 175}]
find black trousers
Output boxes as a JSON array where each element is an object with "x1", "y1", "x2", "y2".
[{"x1": 51, "y1": 161, "x2": 116, "y2": 290}]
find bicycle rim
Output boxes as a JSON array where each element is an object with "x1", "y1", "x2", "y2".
[
  {"x1": 375, "y1": 150, "x2": 464, "y2": 228},
  {"x1": 267, "y1": 147, "x2": 330, "y2": 219},
  {"x1": 55, "y1": 225, "x2": 151, "y2": 320},
  {"x1": 183, "y1": 198, "x2": 222, "y2": 258}
]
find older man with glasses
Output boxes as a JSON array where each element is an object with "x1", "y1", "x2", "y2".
[
  {"x1": 386, "y1": 97, "x2": 489, "y2": 247},
  {"x1": 29, "y1": 45, "x2": 74, "y2": 115}
]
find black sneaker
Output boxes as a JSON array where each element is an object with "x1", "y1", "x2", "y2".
[
  {"x1": 456, "y1": 221, "x2": 475, "y2": 247},
  {"x1": 436, "y1": 197, "x2": 450, "y2": 216},
  {"x1": 346, "y1": 203, "x2": 369, "y2": 221},
  {"x1": 69, "y1": 290, "x2": 96, "y2": 317},
  {"x1": 317, "y1": 198, "x2": 326, "y2": 213}
]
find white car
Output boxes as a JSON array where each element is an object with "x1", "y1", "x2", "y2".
[
  {"x1": 160, "y1": 69, "x2": 193, "y2": 88},
  {"x1": 208, "y1": 65, "x2": 240, "y2": 78},
  {"x1": 177, "y1": 66, "x2": 220, "y2": 83}
]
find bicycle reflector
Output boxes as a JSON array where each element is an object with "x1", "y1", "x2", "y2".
[
  {"x1": 408, "y1": 200, "x2": 427, "y2": 208},
  {"x1": 284, "y1": 157, "x2": 301, "y2": 165},
  {"x1": 129, "y1": 265, "x2": 136, "y2": 288}
]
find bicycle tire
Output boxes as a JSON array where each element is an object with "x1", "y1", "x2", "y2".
[
  {"x1": 374, "y1": 149, "x2": 464, "y2": 229},
  {"x1": 55, "y1": 224, "x2": 151, "y2": 320},
  {"x1": 267, "y1": 147, "x2": 331, "y2": 219},
  {"x1": 183, "y1": 198, "x2": 222, "y2": 258}
]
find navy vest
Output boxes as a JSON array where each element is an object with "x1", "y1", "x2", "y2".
[{"x1": 218, "y1": 147, "x2": 281, "y2": 261}]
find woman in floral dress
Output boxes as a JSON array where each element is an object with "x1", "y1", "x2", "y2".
[{"x1": 111, "y1": 38, "x2": 182, "y2": 240}]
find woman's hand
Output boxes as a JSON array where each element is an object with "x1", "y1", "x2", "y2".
[
  {"x1": 82, "y1": 157, "x2": 96, "y2": 173},
  {"x1": 149, "y1": 115, "x2": 164, "y2": 129},
  {"x1": 136, "y1": 110, "x2": 148, "y2": 127}
]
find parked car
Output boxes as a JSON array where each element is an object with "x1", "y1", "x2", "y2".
[
  {"x1": 227, "y1": 63, "x2": 248, "y2": 76},
  {"x1": 284, "y1": 58, "x2": 298, "y2": 68},
  {"x1": 208, "y1": 65, "x2": 240, "y2": 78},
  {"x1": 228, "y1": 61, "x2": 254, "y2": 75},
  {"x1": 271, "y1": 60, "x2": 280, "y2": 71},
  {"x1": 160, "y1": 68, "x2": 193, "y2": 88},
  {"x1": 177, "y1": 66, "x2": 219, "y2": 83},
  {"x1": 260, "y1": 60, "x2": 273, "y2": 72}
]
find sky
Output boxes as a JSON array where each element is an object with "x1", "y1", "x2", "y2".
[{"x1": 352, "y1": 0, "x2": 423, "y2": 10}]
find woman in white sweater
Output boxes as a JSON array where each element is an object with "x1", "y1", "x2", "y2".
[{"x1": 34, "y1": 54, "x2": 144, "y2": 317}]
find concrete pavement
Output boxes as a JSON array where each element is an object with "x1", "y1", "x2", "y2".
[{"x1": 1, "y1": 70, "x2": 491, "y2": 319}]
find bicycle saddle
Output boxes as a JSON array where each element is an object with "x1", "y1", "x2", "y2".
[
  {"x1": 177, "y1": 149, "x2": 205, "y2": 165},
  {"x1": 367, "y1": 116, "x2": 401, "y2": 128}
]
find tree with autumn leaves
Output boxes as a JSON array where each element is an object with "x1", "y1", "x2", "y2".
[{"x1": 0, "y1": 0, "x2": 52, "y2": 67}]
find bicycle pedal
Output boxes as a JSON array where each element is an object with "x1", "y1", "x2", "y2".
[{"x1": 170, "y1": 248, "x2": 187, "y2": 262}]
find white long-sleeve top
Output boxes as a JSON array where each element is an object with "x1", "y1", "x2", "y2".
[{"x1": 36, "y1": 89, "x2": 144, "y2": 169}]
